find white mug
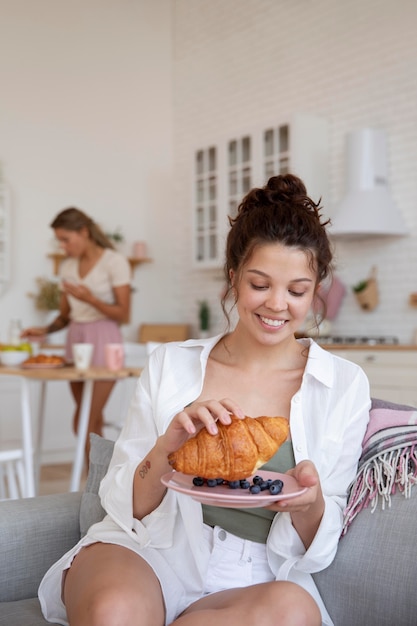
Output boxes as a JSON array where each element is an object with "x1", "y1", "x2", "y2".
[{"x1": 72, "y1": 343, "x2": 94, "y2": 370}]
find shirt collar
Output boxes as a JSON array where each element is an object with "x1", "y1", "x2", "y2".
[
  {"x1": 178, "y1": 334, "x2": 334, "y2": 387},
  {"x1": 299, "y1": 337, "x2": 334, "y2": 388}
]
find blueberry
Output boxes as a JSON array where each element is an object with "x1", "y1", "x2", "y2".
[
  {"x1": 250, "y1": 484, "x2": 261, "y2": 494},
  {"x1": 252, "y1": 475, "x2": 263, "y2": 485},
  {"x1": 260, "y1": 481, "x2": 269, "y2": 491},
  {"x1": 240, "y1": 479, "x2": 250, "y2": 489},
  {"x1": 229, "y1": 480, "x2": 240, "y2": 489},
  {"x1": 207, "y1": 479, "x2": 218, "y2": 488},
  {"x1": 269, "y1": 483, "x2": 283, "y2": 495},
  {"x1": 193, "y1": 476, "x2": 204, "y2": 486},
  {"x1": 216, "y1": 478, "x2": 224, "y2": 485},
  {"x1": 271, "y1": 479, "x2": 284, "y2": 489}
]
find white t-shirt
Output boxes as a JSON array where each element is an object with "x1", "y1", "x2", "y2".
[{"x1": 59, "y1": 248, "x2": 131, "y2": 323}]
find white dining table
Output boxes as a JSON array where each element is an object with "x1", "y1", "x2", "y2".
[{"x1": 0, "y1": 364, "x2": 143, "y2": 496}]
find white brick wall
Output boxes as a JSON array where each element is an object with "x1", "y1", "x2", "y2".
[{"x1": 172, "y1": 0, "x2": 417, "y2": 343}]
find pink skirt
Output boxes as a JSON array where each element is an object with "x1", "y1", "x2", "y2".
[{"x1": 65, "y1": 320, "x2": 123, "y2": 366}]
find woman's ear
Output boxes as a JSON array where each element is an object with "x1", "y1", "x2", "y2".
[{"x1": 229, "y1": 269, "x2": 235, "y2": 287}]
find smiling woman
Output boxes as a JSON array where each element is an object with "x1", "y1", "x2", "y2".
[{"x1": 38, "y1": 176, "x2": 371, "y2": 626}]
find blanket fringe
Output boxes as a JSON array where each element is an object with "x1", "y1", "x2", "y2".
[{"x1": 342, "y1": 445, "x2": 417, "y2": 535}]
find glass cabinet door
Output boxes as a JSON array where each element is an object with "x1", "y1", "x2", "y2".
[
  {"x1": 191, "y1": 115, "x2": 328, "y2": 269},
  {"x1": 263, "y1": 124, "x2": 290, "y2": 180},
  {"x1": 193, "y1": 146, "x2": 219, "y2": 266},
  {"x1": 227, "y1": 135, "x2": 252, "y2": 222}
]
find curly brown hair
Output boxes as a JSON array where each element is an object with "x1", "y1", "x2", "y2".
[{"x1": 222, "y1": 173, "x2": 333, "y2": 325}]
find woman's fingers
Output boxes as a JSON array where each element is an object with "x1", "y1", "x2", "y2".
[
  {"x1": 170, "y1": 398, "x2": 244, "y2": 441},
  {"x1": 185, "y1": 398, "x2": 244, "y2": 434}
]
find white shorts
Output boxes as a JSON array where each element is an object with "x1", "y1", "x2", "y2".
[{"x1": 38, "y1": 521, "x2": 275, "y2": 626}]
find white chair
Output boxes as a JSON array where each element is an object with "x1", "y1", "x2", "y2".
[
  {"x1": 0, "y1": 375, "x2": 36, "y2": 499},
  {"x1": 0, "y1": 447, "x2": 25, "y2": 499}
]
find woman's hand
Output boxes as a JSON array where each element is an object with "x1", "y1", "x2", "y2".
[
  {"x1": 21, "y1": 326, "x2": 48, "y2": 339},
  {"x1": 158, "y1": 398, "x2": 245, "y2": 457},
  {"x1": 62, "y1": 280, "x2": 93, "y2": 304},
  {"x1": 62, "y1": 280, "x2": 130, "y2": 323},
  {"x1": 134, "y1": 399, "x2": 244, "y2": 520},
  {"x1": 267, "y1": 460, "x2": 325, "y2": 548}
]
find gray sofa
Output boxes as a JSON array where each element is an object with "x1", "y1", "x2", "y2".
[{"x1": 1, "y1": 416, "x2": 417, "y2": 626}]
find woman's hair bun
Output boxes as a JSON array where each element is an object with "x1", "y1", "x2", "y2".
[{"x1": 265, "y1": 173, "x2": 307, "y2": 198}]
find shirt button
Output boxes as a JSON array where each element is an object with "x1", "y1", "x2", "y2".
[
  {"x1": 293, "y1": 395, "x2": 300, "y2": 403},
  {"x1": 218, "y1": 529, "x2": 227, "y2": 541},
  {"x1": 296, "y1": 445, "x2": 303, "y2": 452}
]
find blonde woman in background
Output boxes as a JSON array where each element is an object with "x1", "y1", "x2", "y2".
[{"x1": 22, "y1": 207, "x2": 131, "y2": 459}]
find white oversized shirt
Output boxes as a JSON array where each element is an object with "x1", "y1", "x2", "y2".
[{"x1": 99, "y1": 335, "x2": 371, "y2": 626}]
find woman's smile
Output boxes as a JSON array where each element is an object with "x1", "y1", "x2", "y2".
[{"x1": 257, "y1": 315, "x2": 287, "y2": 329}]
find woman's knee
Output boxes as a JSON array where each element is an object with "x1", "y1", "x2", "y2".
[
  {"x1": 75, "y1": 586, "x2": 163, "y2": 626},
  {"x1": 249, "y1": 581, "x2": 321, "y2": 626},
  {"x1": 64, "y1": 544, "x2": 166, "y2": 626}
]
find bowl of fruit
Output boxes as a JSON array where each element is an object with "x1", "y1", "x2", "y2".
[{"x1": 0, "y1": 343, "x2": 31, "y2": 366}]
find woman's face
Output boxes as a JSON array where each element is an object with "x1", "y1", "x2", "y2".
[
  {"x1": 231, "y1": 242, "x2": 317, "y2": 345},
  {"x1": 54, "y1": 227, "x2": 89, "y2": 258}
]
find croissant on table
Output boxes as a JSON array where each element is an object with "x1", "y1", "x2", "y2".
[{"x1": 168, "y1": 415, "x2": 289, "y2": 481}]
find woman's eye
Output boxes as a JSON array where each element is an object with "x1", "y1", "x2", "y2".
[
  {"x1": 289, "y1": 290, "x2": 305, "y2": 297},
  {"x1": 251, "y1": 283, "x2": 268, "y2": 290}
]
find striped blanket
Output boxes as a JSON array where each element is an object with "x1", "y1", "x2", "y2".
[{"x1": 342, "y1": 398, "x2": 417, "y2": 535}]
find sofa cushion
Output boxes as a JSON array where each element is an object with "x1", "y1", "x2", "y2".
[
  {"x1": 314, "y1": 490, "x2": 417, "y2": 626},
  {"x1": 0, "y1": 492, "x2": 82, "y2": 602},
  {"x1": 0, "y1": 597, "x2": 55, "y2": 626},
  {"x1": 79, "y1": 434, "x2": 115, "y2": 537}
]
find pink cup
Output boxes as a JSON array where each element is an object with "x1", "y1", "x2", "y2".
[{"x1": 105, "y1": 343, "x2": 124, "y2": 371}]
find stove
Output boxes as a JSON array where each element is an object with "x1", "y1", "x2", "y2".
[{"x1": 315, "y1": 335, "x2": 399, "y2": 346}]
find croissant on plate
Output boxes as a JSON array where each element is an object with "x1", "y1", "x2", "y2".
[{"x1": 168, "y1": 415, "x2": 289, "y2": 481}]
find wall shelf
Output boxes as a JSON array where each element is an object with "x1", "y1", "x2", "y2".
[{"x1": 47, "y1": 252, "x2": 152, "y2": 276}]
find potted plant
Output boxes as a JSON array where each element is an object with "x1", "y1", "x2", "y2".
[
  {"x1": 105, "y1": 227, "x2": 125, "y2": 248},
  {"x1": 352, "y1": 267, "x2": 379, "y2": 311},
  {"x1": 198, "y1": 300, "x2": 210, "y2": 337},
  {"x1": 28, "y1": 277, "x2": 61, "y2": 311}
]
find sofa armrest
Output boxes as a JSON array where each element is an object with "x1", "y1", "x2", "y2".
[{"x1": 0, "y1": 492, "x2": 82, "y2": 602}]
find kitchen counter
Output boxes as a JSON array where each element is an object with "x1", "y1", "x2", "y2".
[
  {"x1": 320, "y1": 345, "x2": 417, "y2": 407},
  {"x1": 319, "y1": 343, "x2": 417, "y2": 351}
]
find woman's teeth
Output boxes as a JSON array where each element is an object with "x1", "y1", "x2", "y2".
[{"x1": 259, "y1": 316, "x2": 285, "y2": 327}]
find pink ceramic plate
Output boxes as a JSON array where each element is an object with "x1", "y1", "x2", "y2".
[{"x1": 161, "y1": 470, "x2": 307, "y2": 508}]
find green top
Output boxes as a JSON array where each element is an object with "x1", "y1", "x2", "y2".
[{"x1": 202, "y1": 439, "x2": 295, "y2": 543}]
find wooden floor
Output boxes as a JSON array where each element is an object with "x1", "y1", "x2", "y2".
[{"x1": 39, "y1": 463, "x2": 87, "y2": 495}]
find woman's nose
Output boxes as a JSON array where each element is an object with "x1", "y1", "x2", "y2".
[{"x1": 265, "y1": 290, "x2": 288, "y2": 311}]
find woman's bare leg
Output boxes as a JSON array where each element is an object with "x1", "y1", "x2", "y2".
[
  {"x1": 64, "y1": 543, "x2": 166, "y2": 626},
  {"x1": 69, "y1": 380, "x2": 115, "y2": 460},
  {"x1": 172, "y1": 581, "x2": 321, "y2": 626}
]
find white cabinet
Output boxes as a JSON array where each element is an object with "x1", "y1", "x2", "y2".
[
  {"x1": 192, "y1": 113, "x2": 328, "y2": 268},
  {"x1": 0, "y1": 184, "x2": 11, "y2": 294},
  {"x1": 329, "y1": 349, "x2": 417, "y2": 406}
]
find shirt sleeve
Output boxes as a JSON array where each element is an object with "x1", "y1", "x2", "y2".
[
  {"x1": 98, "y1": 349, "x2": 179, "y2": 547},
  {"x1": 108, "y1": 251, "x2": 131, "y2": 287}
]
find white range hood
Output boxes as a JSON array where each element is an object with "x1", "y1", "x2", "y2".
[{"x1": 330, "y1": 128, "x2": 407, "y2": 238}]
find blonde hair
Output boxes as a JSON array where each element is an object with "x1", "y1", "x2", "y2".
[{"x1": 50, "y1": 207, "x2": 114, "y2": 249}]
